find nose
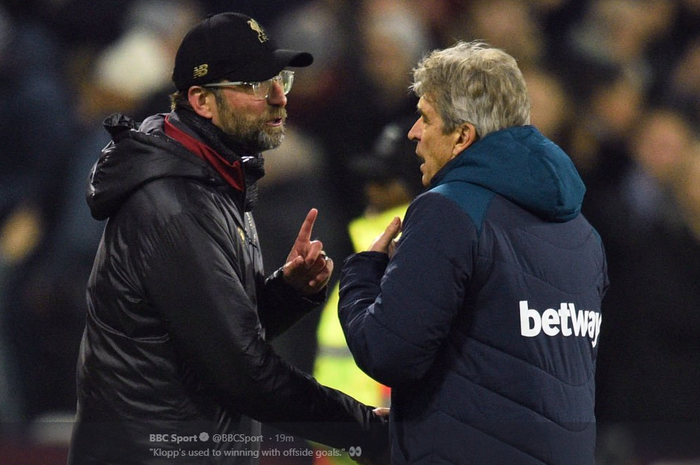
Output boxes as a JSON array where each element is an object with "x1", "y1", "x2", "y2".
[
  {"x1": 407, "y1": 117, "x2": 422, "y2": 141},
  {"x1": 266, "y1": 81, "x2": 287, "y2": 106}
]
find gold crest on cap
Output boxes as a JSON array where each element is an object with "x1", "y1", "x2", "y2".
[{"x1": 247, "y1": 19, "x2": 268, "y2": 43}]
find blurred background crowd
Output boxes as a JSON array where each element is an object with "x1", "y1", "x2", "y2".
[{"x1": 1, "y1": 0, "x2": 700, "y2": 464}]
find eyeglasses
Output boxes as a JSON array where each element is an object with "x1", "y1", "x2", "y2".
[{"x1": 202, "y1": 70, "x2": 295, "y2": 100}]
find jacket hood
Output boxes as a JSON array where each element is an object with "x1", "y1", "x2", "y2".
[
  {"x1": 432, "y1": 125, "x2": 585, "y2": 222},
  {"x1": 87, "y1": 113, "x2": 219, "y2": 220}
]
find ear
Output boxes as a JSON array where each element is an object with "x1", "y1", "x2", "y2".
[
  {"x1": 187, "y1": 87, "x2": 215, "y2": 119},
  {"x1": 452, "y1": 123, "x2": 477, "y2": 157}
]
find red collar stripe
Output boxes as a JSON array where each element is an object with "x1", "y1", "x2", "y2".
[{"x1": 164, "y1": 115, "x2": 245, "y2": 191}]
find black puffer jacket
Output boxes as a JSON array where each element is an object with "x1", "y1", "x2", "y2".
[{"x1": 67, "y1": 111, "x2": 387, "y2": 465}]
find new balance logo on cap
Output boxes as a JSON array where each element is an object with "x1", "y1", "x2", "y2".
[
  {"x1": 519, "y1": 300, "x2": 602, "y2": 348},
  {"x1": 193, "y1": 64, "x2": 208, "y2": 79}
]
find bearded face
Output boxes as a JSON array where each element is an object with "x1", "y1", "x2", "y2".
[{"x1": 213, "y1": 90, "x2": 287, "y2": 153}]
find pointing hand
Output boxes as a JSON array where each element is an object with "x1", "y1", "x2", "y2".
[{"x1": 282, "y1": 208, "x2": 333, "y2": 295}]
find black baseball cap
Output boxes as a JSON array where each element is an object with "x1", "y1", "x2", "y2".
[{"x1": 172, "y1": 12, "x2": 313, "y2": 91}]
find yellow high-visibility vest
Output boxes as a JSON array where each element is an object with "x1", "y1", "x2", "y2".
[
  {"x1": 312, "y1": 204, "x2": 407, "y2": 464},
  {"x1": 314, "y1": 204, "x2": 409, "y2": 406}
]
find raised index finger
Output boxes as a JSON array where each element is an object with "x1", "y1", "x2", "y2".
[{"x1": 295, "y1": 208, "x2": 318, "y2": 244}]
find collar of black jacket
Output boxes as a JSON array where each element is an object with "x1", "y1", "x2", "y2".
[{"x1": 174, "y1": 109, "x2": 265, "y2": 211}]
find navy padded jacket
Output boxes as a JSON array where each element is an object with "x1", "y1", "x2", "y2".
[{"x1": 339, "y1": 125, "x2": 608, "y2": 464}]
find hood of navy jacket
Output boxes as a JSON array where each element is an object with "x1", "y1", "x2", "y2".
[
  {"x1": 86, "y1": 112, "x2": 224, "y2": 221},
  {"x1": 431, "y1": 125, "x2": 585, "y2": 222}
]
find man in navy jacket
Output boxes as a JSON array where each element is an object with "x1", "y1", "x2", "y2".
[{"x1": 338, "y1": 41, "x2": 608, "y2": 464}]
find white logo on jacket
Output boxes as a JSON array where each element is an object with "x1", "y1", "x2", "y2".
[{"x1": 519, "y1": 300, "x2": 602, "y2": 348}]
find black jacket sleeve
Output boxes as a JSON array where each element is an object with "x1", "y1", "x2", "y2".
[
  {"x1": 257, "y1": 267, "x2": 326, "y2": 340},
  {"x1": 138, "y1": 204, "x2": 387, "y2": 456}
]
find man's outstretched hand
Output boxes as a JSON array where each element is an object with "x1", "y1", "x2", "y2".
[{"x1": 282, "y1": 208, "x2": 333, "y2": 295}]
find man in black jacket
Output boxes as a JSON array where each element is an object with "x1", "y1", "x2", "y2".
[{"x1": 67, "y1": 12, "x2": 387, "y2": 465}]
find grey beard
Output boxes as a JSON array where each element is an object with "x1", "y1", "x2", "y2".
[
  {"x1": 234, "y1": 125, "x2": 285, "y2": 153},
  {"x1": 256, "y1": 128, "x2": 285, "y2": 152}
]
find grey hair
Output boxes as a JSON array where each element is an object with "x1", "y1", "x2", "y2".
[{"x1": 411, "y1": 41, "x2": 531, "y2": 137}]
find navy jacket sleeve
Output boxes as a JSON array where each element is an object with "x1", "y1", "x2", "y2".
[{"x1": 339, "y1": 192, "x2": 477, "y2": 386}]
